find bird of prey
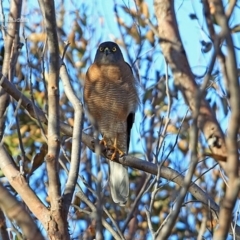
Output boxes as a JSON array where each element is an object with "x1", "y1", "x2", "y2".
[{"x1": 84, "y1": 41, "x2": 139, "y2": 205}]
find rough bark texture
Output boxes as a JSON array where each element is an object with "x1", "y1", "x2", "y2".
[{"x1": 153, "y1": 0, "x2": 230, "y2": 176}]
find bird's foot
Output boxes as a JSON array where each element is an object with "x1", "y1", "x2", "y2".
[
  {"x1": 99, "y1": 137, "x2": 125, "y2": 160},
  {"x1": 109, "y1": 146, "x2": 125, "y2": 161},
  {"x1": 99, "y1": 138, "x2": 112, "y2": 156},
  {"x1": 99, "y1": 138, "x2": 107, "y2": 148}
]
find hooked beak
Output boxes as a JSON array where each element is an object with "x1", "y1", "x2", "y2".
[{"x1": 104, "y1": 47, "x2": 110, "y2": 55}]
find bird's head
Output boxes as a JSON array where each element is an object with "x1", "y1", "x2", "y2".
[{"x1": 94, "y1": 41, "x2": 124, "y2": 64}]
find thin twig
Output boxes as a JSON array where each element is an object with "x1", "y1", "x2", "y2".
[
  {"x1": 197, "y1": 212, "x2": 207, "y2": 240},
  {"x1": 59, "y1": 157, "x2": 124, "y2": 240},
  {"x1": 122, "y1": 173, "x2": 152, "y2": 232},
  {"x1": 156, "y1": 61, "x2": 201, "y2": 239},
  {"x1": 11, "y1": 102, "x2": 26, "y2": 175},
  {"x1": 76, "y1": 191, "x2": 122, "y2": 240}
]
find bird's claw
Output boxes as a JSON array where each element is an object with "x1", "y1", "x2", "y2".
[
  {"x1": 109, "y1": 146, "x2": 124, "y2": 161},
  {"x1": 99, "y1": 137, "x2": 125, "y2": 160},
  {"x1": 99, "y1": 139, "x2": 107, "y2": 147}
]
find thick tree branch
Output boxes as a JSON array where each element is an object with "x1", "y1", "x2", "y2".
[
  {"x1": 0, "y1": 72, "x2": 232, "y2": 216},
  {"x1": 153, "y1": 0, "x2": 240, "y2": 238},
  {"x1": 0, "y1": 182, "x2": 44, "y2": 240},
  {"x1": 38, "y1": 0, "x2": 61, "y2": 210},
  {"x1": 0, "y1": 145, "x2": 49, "y2": 229},
  {"x1": 38, "y1": 0, "x2": 68, "y2": 238},
  {"x1": 154, "y1": 0, "x2": 228, "y2": 170}
]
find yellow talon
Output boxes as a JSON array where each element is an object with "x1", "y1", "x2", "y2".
[
  {"x1": 99, "y1": 138, "x2": 107, "y2": 147},
  {"x1": 100, "y1": 136, "x2": 124, "y2": 160},
  {"x1": 110, "y1": 138, "x2": 124, "y2": 160}
]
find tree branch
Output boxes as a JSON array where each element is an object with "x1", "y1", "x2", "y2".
[
  {"x1": 0, "y1": 56, "x2": 239, "y2": 238},
  {"x1": 38, "y1": 0, "x2": 61, "y2": 210},
  {"x1": 154, "y1": 0, "x2": 228, "y2": 170},
  {"x1": 0, "y1": 145, "x2": 49, "y2": 229},
  {"x1": 75, "y1": 191, "x2": 123, "y2": 240},
  {"x1": 60, "y1": 61, "x2": 84, "y2": 215},
  {"x1": 0, "y1": 0, "x2": 22, "y2": 141},
  {"x1": 0, "y1": 182, "x2": 44, "y2": 240},
  {"x1": 38, "y1": 0, "x2": 68, "y2": 238},
  {"x1": 157, "y1": 80, "x2": 200, "y2": 239},
  {"x1": 210, "y1": 1, "x2": 240, "y2": 239}
]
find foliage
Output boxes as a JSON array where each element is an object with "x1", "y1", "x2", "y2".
[{"x1": 0, "y1": 0, "x2": 239, "y2": 240}]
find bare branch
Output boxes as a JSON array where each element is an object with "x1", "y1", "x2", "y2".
[
  {"x1": 157, "y1": 81, "x2": 200, "y2": 239},
  {"x1": 75, "y1": 191, "x2": 123, "y2": 240},
  {"x1": 60, "y1": 61, "x2": 84, "y2": 214},
  {"x1": 38, "y1": 0, "x2": 61, "y2": 212},
  {"x1": 197, "y1": 212, "x2": 207, "y2": 240},
  {"x1": 38, "y1": 0, "x2": 70, "y2": 238},
  {"x1": 1, "y1": 55, "x2": 239, "y2": 238},
  {"x1": 210, "y1": 0, "x2": 240, "y2": 239},
  {"x1": 0, "y1": 0, "x2": 22, "y2": 141},
  {"x1": 154, "y1": 0, "x2": 228, "y2": 168},
  {"x1": 122, "y1": 174, "x2": 152, "y2": 232},
  {"x1": 0, "y1": 182, "x2": 44, "y2": 240},
  {"x1": 0, "y1": 145, "x2": 49, "y2": 228},
  {"x1": 225, "y1": 0, "x2": 237, "y2": 20},
  {"x1": 0, "y1": 74, "x2": 47, "y2": 124},
  {"x1": 60, "y1": 157, "x2": 124, "y2": 240}
]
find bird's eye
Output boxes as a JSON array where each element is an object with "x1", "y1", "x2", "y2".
[
  {"x1": 99, "y1": 47, "x2": 104, "y2": 52},
  {"x1": 112, "y1": 47, "x2": 117, "y2": 52}
]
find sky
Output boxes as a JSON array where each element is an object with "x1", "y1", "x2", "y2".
[{"x1": 1, "y1": 0, "x2": 240, "y2": 239}]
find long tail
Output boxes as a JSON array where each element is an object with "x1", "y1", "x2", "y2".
[{"x1": 109, "y1": 160, "x2": 129, "y2": 206}]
